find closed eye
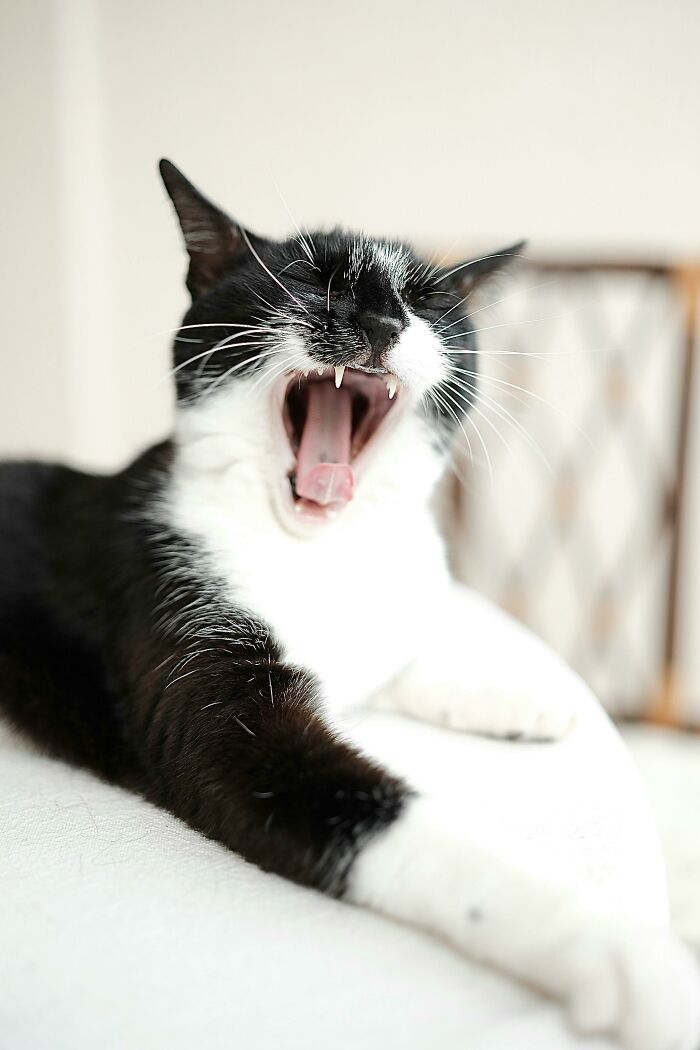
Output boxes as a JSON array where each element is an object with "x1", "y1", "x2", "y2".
[
  {"x1": 276, "y1": 259, "x2": 320, "y2": 282},
  {"x1": 404, "y1": 287, "x2": 451, "y2": 314},
  {"x1": 326, "y1": 269, "x2": 351, "y2": 297}
]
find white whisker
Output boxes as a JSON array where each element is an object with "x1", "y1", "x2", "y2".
[
  {"x1": 248, "y1": 351, "x2": 307, "y2": 398},
  {"x1": 443, "y1": 375, "x2": 554, "y2": 476},
  {"x1": 326, "y1": 267, "x2": 339, "y2": 314},
  {"x1": 438, "y1": 318, "x2": 541, "y2": 340},
  {"x1": 434, "y1": 278, "x2": 558, "y2": 328},
  {"x1": 428, "y1": 385, "x2": 493, "y2": 488},
  {"x1": 438, "y1": 383, "x2": 507, "y2": 480},
  {"x1": 277, "y1": 259, "x2": 318, "y2": 278},
  {"x1": 269, "y1": 173, "x2": 318, "y2": 268},
  {"x1": 170, "y1": 329, "x2": 275, "y2": 376},
  {"x1": 240, "y1": 228, "x2": 310, "y2": 316},
  {"x1": 434, "y1": 250, "x2": 526, "y2": 286},
  {"x1": 201, "y1": 346, "x2": 287, "y2": 397},
  {"x1": 450, "y1": 365, "x2": 594, "y2": 449}
]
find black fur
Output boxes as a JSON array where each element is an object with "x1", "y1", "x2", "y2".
[
  {"x1": 159, "y1": 159, "x2": 523, "y2": 427},
  {"x1": 0, "y1": 161, "x2": 521, "y2": 895},
  {"x1": 0, "y1": 450, "x2": 406, "y2": 893}
]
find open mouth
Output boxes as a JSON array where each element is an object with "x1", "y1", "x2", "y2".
[{"x1": 281, "y1": 367, "x2": 400, "y2": 519}]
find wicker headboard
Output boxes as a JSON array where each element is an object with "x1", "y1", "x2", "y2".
[{"x1": 448, "y1": 260, "x2": 700, "y2": 726}]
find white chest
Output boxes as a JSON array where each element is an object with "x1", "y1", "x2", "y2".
[
  {"x1": 234, "y1": 514, "x2": 450, "y2": 709},
  {"x1": 168, "y1": 471, "x2": 450, "y2": 711},
  {"x1": 167, "y1": 393, "x2": 450, "y2": 712}
]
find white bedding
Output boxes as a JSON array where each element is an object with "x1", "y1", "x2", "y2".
[{"x1": 0, "y1": 670, "x2": 669, "y2": 1050}]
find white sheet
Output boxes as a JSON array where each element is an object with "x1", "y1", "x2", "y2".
[{"x1": 0, "y1": 662, "x2": 670, "y2": 1050}]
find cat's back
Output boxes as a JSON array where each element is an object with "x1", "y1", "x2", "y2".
[
  {"x1": 0, "y1": 460, "x2": 134, "y2": 779},
  {"x1": 0, "y1": 461, "x2": 59, "y2": 605}
]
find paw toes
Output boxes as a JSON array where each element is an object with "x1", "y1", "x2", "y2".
[
  {"x1": 563, "y1": 924, "x2": 700, "y2": 1050},
  {"x1": 568, "y1": 960, "x2": 620, "y2": 1035}
]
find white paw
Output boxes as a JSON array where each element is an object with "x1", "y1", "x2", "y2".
[
  {"x1": 556, "y1": 919, "x2": 700, "y2": 1050},
  {"x1": 429, "y1": 684, "x2": 577, "y2": 742}
]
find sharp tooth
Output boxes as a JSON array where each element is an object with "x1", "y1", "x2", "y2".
[
  {"x1": 386, "y1": 375, "x2": 398, "y2": 399},
  {"x1": 317, "y1": 367, "x2": 325, "y2": 376},
  {"x1": 334, "y1": 365, "x2": 345, "y2": 388},
  {"x1": 302, "y1": 370, "x2": 309, "y2": 379}
]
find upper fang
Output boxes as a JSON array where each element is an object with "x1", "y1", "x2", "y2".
[
  {"x1": 334, "y1": 365, "x2": 345, "y2": 388},
  {"x1": 386, "y1": 375, "x2": 398, "y2": 399}
]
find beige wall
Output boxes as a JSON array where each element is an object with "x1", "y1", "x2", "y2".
[
  {"x1": 3, "y1": 0, "x2": 700, "y2": 468},
  {"x1": 1, "y1": 1, "x2": 67, "y2": 459}
]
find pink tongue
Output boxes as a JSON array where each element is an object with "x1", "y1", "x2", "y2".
[{"x1": 295, "y1": 382, "x2": 355, "y2": 508}]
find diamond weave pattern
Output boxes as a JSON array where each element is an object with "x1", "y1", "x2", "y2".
[{"x1": 451, "y1": 264, "x2": 687, "y2": 718}]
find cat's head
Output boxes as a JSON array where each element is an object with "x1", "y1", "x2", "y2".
[{"x1": 160, "y1": 160, "x2": 523, "y2": 535}]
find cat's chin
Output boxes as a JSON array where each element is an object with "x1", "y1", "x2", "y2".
[{"x1": 270, "y1": 367, "x2": 408, "y2": 535}]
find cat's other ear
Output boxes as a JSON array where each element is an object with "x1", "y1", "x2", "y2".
[
  {"x1": 440, "y1": 241, "x2": 527, "y2": 295},
  {"x1": 159, "y1": 159, "x2": 249, "y2": 299}
]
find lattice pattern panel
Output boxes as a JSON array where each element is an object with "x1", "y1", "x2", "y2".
[{"x1": 451, "y1": 264, "x2": 688, "y2": 718}]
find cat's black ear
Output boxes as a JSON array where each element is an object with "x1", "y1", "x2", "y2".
[
  {"x1": 441, "y1": 241, "x2": 527, "y2": 293},
  {"x1": 159, "y1": 159, "x2": 249, "y2": 299}
]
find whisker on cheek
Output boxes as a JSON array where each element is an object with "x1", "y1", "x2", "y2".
[
  {"x1": 438, "y1": 318, "x2": 542, "y2": 340},
  {"x1": 442, "y1": 374, "x2": 555, "y2": 477}
]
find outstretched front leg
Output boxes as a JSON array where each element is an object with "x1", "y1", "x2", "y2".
[
  {"x1": 118, "y1": 613, "x2": 698, "y2": 1050},
  {"x1": 131, "y1": 640, "x2": 408, "y2": 894},
  {"x1": 374, "y1": 583, "x2": 580, "y2": 741}
]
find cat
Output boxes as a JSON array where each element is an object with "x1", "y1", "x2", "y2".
[{"x1": 0, "y1": 159, "x2": 697, "y2": 1050}]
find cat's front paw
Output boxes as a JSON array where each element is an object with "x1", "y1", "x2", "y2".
[
  {"x1": 554, "y1": 919, "x2": 700, "y2": 1050},
  {"x1": 428, "y1": 683, "x2": 577, "y2": 742}
]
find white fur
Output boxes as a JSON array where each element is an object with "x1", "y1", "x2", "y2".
[
  {"x1": 167, "y1": 315, "x2": 452, "y2": 710},
  {"x1": 350, "y1": 797, "x2": 700, "y2": 1050},
  {"x1": 164, "y1": 310, "x2": 700, "y2": 1050},
  {"x1": 386, "y1": 314, "x2": 445, "y2": 393},
  {"x1": 374, "y1": 584, "x2": 579, "y2": 740},
  {"x1": 169, "y1": 416, "x2": 447, "y2": 709}
]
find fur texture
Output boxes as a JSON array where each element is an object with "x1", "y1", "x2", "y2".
[{"x1": 0, "y1": 161, "x2": 697, "y2": 1050}]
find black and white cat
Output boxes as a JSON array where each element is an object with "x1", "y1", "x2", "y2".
[{"x1": 0, "y1": 161, "x2": 697, "y2": 1050}]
